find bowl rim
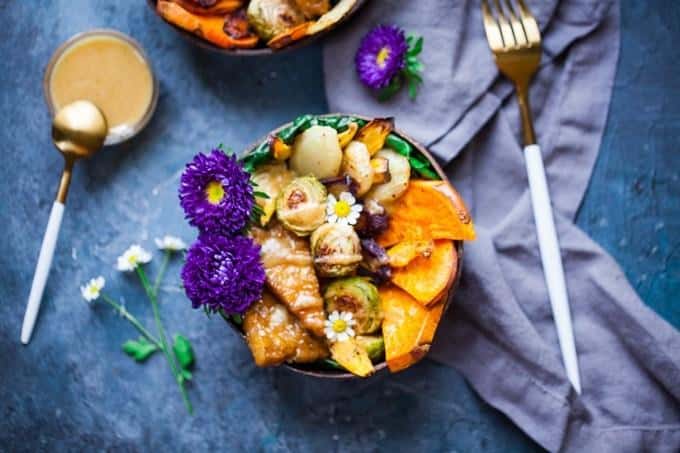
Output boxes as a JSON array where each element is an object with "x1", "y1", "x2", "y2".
[
  {"x1": 229, "y1": 113, "x2": 465, "y2": 379},
  {"x1": 42, "y1": 28, "x2": 159, "y2": 146},
  {"x1": 145, "y1": 0, "x2": 368, "y2": 56}
]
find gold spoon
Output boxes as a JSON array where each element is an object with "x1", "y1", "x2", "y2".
[{"x1": 21, "y1": 100, "x2": 108, "y2": 344}]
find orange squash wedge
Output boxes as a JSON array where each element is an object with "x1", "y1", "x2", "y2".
[
  {"x1": 377, "y1": 180, "x2": 475, "y2": 248},
  {"x1": 390, "y1": 240, "x2": 457, "y2": 306},
  {"x1": 380, "y1": 286, "x2": 445, "y2": 373},
  {"x1": 387, "y1": 240, "x2": 434, "y2": 268},
  {"x1": 157, "y1": 1, "x2": 258, "y2": 49}
]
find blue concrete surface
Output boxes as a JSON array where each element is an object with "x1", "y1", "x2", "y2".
[{"x1": 0, "y1": 1, "x2": 677, "y2": 451}]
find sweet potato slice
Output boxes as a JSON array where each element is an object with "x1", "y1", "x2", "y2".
[
  {"x1": 381, "y1": 286, "x2": 445, "y2": 373},
  {"x1": 387, "y1": 240, "x2": 434, "y2": 267},
  {"x1": 391, "y1": 240, "x2": 456, "y2": 305},
  {"x1": 355, "y1": 118, "x2": 394, "y2": 156},
  {"x1": 267, "y1": 22, "x2": 313, "y2": 49},
  {"x1": 377, "y1": 180, "x2": 476, "y2": 247},
  {"x1": 157, "y1": 1, "x2": 258, "y2": 49},
  {"x1": 170, "y1": 0, "x2": 243, "y2": 16}
]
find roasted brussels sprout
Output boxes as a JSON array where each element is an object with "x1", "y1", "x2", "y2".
[
  {"x1": 364, "y1": 149, "x2": 411, "y2": 206},
  {"x1": 276, "y1": 176, "x2": 327, "y2": 236},
  {"x1": 290, "y1": 125, "x2": 343, "y2": 179},
  {"x1": 355, "y1": 335, "x2": 385, "y2": 362},
  {"x1": 341, "y1": 141, "x2": 374, "y2": 196},
  {"x1": 310, "y1": 223, "x2": 362, "y2": 277},
  {"x1": 324, "y1": 277, "x2": 382, "y2": 334},
  {"x1": 247, "y1": 0, "x2": 305, "y2": 41}
]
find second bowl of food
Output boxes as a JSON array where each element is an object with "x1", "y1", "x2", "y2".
[
  {"x1": 148, "y1": 0, "x2": 367, "y2": 54},
  {"x1": 221, "y1": 114, "x2": 476, "y2": 378}
]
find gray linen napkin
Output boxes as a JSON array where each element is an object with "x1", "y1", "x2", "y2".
[{"x1": 324, "y1": 1, "x2": 680, "y2": 451}]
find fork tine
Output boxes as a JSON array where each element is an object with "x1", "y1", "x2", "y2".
[
  {"x1": 493, "y1": 0, "x2": 516, "y2": 48},
  {"x1": 504, "y1": 0, "x2": 527, "y2": 46},
  {"x1": 516, "y1": 0, "x2": 541, "y2": 44},
  {"x1": 481, "y1": 0, "x2": 504, "y2": 51}
]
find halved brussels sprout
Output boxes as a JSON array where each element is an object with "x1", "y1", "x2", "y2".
[
  {"x1": 324, "y1": 277, "x2": 382, "y2": 334},
  {"x1": 341, "y1": 141, "x2": 374, "y2": 196},
  {"x1": 276, "y1": 176, "x2": 327, "y2": 236},
  {"x1": 364, "y1": 149, "x2": 411, "y2": 206},
  {"x1": 355, "y1": 335, "x2": 385, "y2": 362},
  {"x1": 310, "y1": 223, "x2": 362, "y2": 277},
  {"x1": 247, "y1": 0, "x2": 305, "y2": 41},
  {"x1": 290, "y1": 125, "x2": 343, "y2": 179}
]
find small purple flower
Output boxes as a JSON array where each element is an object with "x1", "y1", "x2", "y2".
[
  {"x1": 181, "y1": 234, "x2": 265, "y2": 314},
  {"x1": 179, "y1": 149, "x2": 253, "y2": 236},
  {"x1": 355, "y1": 25, "x2": 408, "y2": 90}
]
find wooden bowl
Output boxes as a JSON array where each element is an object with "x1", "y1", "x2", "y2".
[
  {"x1": 228, "y1": 114, "x2": 464, "y2": 378},
  {"x1": 145, "y1": 0, "x2": 368, "y2": 56}
]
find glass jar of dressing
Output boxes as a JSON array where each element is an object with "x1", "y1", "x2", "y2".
[{"x1": 44, "y1": 29, "x2": 158, "y2": 145}]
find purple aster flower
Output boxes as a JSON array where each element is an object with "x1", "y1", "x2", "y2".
[
  {"x1": 355, "y1": 25, "x2": 408, "y2": 90},
  {"x1": 179, "y1": 149, "x2": 254, "y2": 236},
  {"x1": 181, "y1": 234, "x2": 265, "y2": 314}
]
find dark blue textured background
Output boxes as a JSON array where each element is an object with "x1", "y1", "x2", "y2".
[{"x1": 1, "y1": 1, "x2": 677, "y2": 451}]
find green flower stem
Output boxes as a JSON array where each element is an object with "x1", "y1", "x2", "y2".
[
  {"x1": 100, "y1": 294, "x2": 162, "y2": 349},
  {"x1": 153, "y1": 250, "x2": 171, "y2": 297},
  {"x1": 136, "y1": 266, "x2": 193, "y2": 414}
]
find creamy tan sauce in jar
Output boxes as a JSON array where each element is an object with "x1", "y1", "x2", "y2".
[{"x1": 46, "y1": 30, "x2": 156, "y2": 144}]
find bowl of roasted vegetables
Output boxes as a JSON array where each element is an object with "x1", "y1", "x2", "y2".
[
  {"x1": 147, "y1": 0, "x2": 366, "y2": 54},
  {"x1": 223, "y1": 114, "x2": 476, "y2": 378}
]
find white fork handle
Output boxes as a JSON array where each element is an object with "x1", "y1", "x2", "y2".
[
  {"x1": 524, "y1": 145, "x2": 582, "y2": 394},
  {"x1": 21, "y1": 201, "x2": 65, "y2": 345}
]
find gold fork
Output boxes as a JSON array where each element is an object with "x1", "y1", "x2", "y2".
[{"x1": 481, "y1": 0, "x2": 582, "y2": 394}]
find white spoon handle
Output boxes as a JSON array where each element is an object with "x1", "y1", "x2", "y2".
[
  {"x1": 524, "y1": 144, "x2": 581, "y2": 394},
  {"x1": 21, "y1": 201, "x2": 65, "y2": 345}
]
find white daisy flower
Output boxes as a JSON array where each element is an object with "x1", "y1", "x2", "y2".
[
  {"x1": 324, "y1": 310, "x2": 356, "y2": 343},
  {"x1": 116, "y1": 244, "x2": 152, "y2": 272},
  {"x1": 154, "y1": 235, "x2": 187, "y2": 252},
  {"x1": 326, "y1": 192, "x2": 363, "y2": 226},
  {"x1": 81, "y1": 276, "x2": 105, "y2": 302}
]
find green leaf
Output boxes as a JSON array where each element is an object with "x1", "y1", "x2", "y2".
[
  {"x1": 407, "y1": 35, "x2": 423, "y2": 56},
  {"x1": 122, "y1": 338, "x2": 158, "y2": 362},
  {"x1": 253, "y1": 191, "x2": 270, "y2": 199},
  {"x1": 406, "y1": 59, "x2": 424, "y2": 73},
  {"x1": 173, "y1": 335, "x2": 195, "y2": 370},
  {"x1": 178, "y1": 368, "x2": 193, "y2": 383},
  {"x1": 231, "y1": 314, "x2": 243, "y2": 325},
  {"x1": 378, "y1": 77, "x2": 402, "y2": 102}
]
